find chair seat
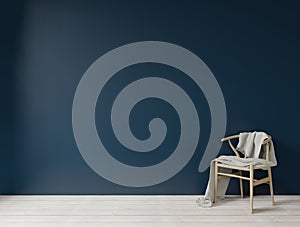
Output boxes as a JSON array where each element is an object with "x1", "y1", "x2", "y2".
[{"x1": 216, "y1": 162, "x2": 269, "y2": 171}]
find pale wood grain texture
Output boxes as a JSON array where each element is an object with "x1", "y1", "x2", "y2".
[{"x1": 0, "y1": 195, "x2": 299, "y2": 227}]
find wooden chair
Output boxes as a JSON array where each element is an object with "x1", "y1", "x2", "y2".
[{"x1": 214, "y1": 134, "x2": 275, "y2": 214}]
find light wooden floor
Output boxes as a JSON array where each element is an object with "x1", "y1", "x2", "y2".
[{"x1": 0, "y1": 195, "x2": 299, "y2": 227}]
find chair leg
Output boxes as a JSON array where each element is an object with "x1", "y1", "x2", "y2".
[
  {"x1": 250, "y1": 165, "x2": 254, "y2": 214},
  {"x1": 268, "y1": 167, "x2": 275, "y2": 206},
  {"x1": 239, "y1": 170, "x2": 244, "y2": 199},
  {"x1": 214, "y1": 161, "x2": 218, "y2": 204}
]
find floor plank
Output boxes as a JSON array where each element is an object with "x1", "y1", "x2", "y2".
[{"x1": 0, "y1": 195, "x2": 299, "y2": 226}]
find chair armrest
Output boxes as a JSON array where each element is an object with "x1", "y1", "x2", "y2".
[
  {"x1": 221, "y1": 134, "x2": 240, "y2": 157},
  {"x1": 221, "y1": 134, "x2": 272, "y2": 159},
  {"x1": 221, "y1": 134, "x2": 239, "y2": 142}
]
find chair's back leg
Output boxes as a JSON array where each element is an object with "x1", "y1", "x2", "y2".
[
  {"x1": 214, "y1": 161, "x2": 218, "y2": 204},
  {"x1": 268, "y1": 167, "x2": 275, "y2": 206},
  {"x1": 239, "y1": 170, "x2": 244, "y2": 199}
]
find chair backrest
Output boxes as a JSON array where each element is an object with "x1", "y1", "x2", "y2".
[{"x1": 221, "y1": 134, "x2": 272, "y2": 160}]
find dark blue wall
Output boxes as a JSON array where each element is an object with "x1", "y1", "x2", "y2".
[{"x1": 1, "y1": 0, "x2": 300, "y2": 194}]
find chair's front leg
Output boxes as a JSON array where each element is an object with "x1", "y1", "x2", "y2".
[{"x1": 250, "y1": 165, "x2": 254, "y2": 214}]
